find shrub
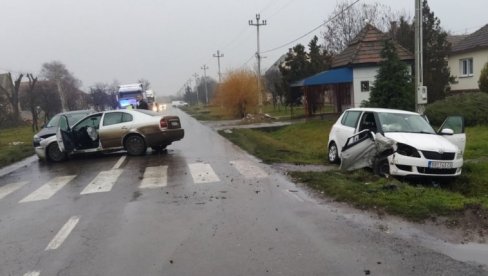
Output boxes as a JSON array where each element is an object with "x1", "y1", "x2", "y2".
[
  {"x1": 425, "y1": 92, "x2": 488, "y2": 126},
  {"x1": 479, "y1": 62, "x2": 488, "y2": 92}
]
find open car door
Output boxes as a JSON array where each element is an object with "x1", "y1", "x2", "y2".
[
  {"x1": 438, "y1": 116, "x2": 466, "y2": 154},
  {"x1": 56, "y1": 115, "x2": 74, "y2": 153}
]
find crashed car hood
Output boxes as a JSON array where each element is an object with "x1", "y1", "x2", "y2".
[{"x1": 384, "y1": 132, "x2": 459, "y2": 152}]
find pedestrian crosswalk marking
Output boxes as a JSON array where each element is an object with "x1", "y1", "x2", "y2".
[
  {"x1": 139, "y1": 165, "x2": 168, "y2": 189},
  {"x1": 80, "y1": 169, "x2": 123, "y2": 194},
  {"x1": 188, "y1": 163, "x2": 220, "y2": 184},
  {"x1": 45, "y1": 216, "x2": 80, "y2": 250},
  {"x1": 23, "y1": 271, "x2": 40, "y2": 276},
  {"x1": 0, "y1": 181, "x2": 28, "y2": 200},
  {"x1": 230, "y1": 160, "x2": 268, "y2": 179},
  {"x1": 19, "y1": 176, "x2": 76, "y2": 203}
]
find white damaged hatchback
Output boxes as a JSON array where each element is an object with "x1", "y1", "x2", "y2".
[{"x1": 327, "y1": 108, "x2": 466, "y2": 177}]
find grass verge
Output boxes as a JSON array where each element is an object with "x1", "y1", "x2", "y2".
[
  {"x1": 0, "y1": 125, "x2": 35, "y2": 168},
  {"x1": 289, "y1": 169, "x2": 487, "y2": 221},
  {"x1": 219, "y1": 119, "x2": 332, "y2": 164},
  {"x1": 219, "y1": 120, "x2": 488, "y2": 222}
]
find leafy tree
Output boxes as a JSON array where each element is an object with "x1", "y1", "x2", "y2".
[
  {"x1": 279, "y1": 44, "x2": 309, "y2": 106},
  {"x1": 390, "y1": 0, "x2": 452, "y2": 103},
  {"x1": 308, "y1": 36, "x2": 332, "y2": 74},
  {"x1": 479, "y1": 62, "x2": 488, "y2": 92},
  {"x1": 213, "y1": 69, "x2": 258, "y2": 118},
  {"x1": 366, "y1": 39, "x2": 414, "y2": 110}
]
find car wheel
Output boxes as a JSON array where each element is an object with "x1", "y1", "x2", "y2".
[
  {"x1": 374, "y1": 158, "x2": 390, "y2": 177},
  {"x1": 47, "y1": 142, "x2": 66, "y2": 162},
  {"x1": 124, "y1": 135, "x2": 147, "y2": 156},
  {"x1": 328, "y1": 142, "x2": 340, "y2": 164}
]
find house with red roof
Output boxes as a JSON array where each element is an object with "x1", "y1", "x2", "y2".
[{"x1": 292, "y1": 24, "x2": 413, "y2": 116}]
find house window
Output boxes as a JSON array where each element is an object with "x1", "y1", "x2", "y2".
[
  {"x1": 360, "y1": 81, "x2": 370, "y2": 92},
  {"x1": 460, "y1": 58, "x2": 473, "y2": 77}
]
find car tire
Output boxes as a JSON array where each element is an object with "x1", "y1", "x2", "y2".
[
  {"x1": 124, "y1": 135, "x2": 147, "y2": 156},
  {"x1": 374, "y1": 158, "x2": 390, "y2": 177},
  {"x1": 47, "y1": 142, "x2": 66, "y2": 162},
  {"x1": 328, "y1": 142, "x2": 340, "y2": 164}
]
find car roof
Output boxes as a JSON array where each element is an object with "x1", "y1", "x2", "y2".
[
  {"x1": 344, "y1": 108, "x2": 419, "y2": 115},
  {"x1": 60, "y1": 109, "x2": 94, "y2": 115}
]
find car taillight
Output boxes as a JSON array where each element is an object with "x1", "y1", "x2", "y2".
[{"x1": 160, "y1": 119, "x2": 168, "y2": 128}]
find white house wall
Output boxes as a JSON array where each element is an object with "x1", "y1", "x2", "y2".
[
  {"x1": 449, "y1": 49, "x2": 488, "y2": 91},
  {"x1": 352, "y1": 67, "x2": 379, "y2": 107}
]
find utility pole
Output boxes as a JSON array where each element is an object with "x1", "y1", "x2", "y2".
[
  {"x1": 201, "y1": 64, "x2": 209, "y2": 105},
  {"x1": 249, "y1": 13, "x2": 267, "y2": 113},
  {"x1": 213, "y1": 50, "x2": 224, "y2": 83},
  {"x1": 193, "y1": 73, "x2": 199, "y2": 105},
  {"x1": 415, "y1": 0, "x2": 426, "y2": 114}
]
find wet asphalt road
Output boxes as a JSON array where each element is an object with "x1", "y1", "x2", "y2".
[{"x1": 0, "y1": 107, "x2": 487, "y2": 276}]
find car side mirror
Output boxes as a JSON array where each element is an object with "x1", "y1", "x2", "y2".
[{"x1": 440, "y1": 128, "x2": 454, "y2": 135}]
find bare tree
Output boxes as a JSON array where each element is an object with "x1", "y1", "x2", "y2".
[
  {"x1": 24, "y1": 74, "x2": 39, "y2": 131},
  {"x1": 322, "y1": 1, "x2": 401, "y2": 54},
  {"x1": 138, "y1": 78, "x2": 151, "y2": 91},
  {"x1": 0, "y1": 72, "x2": 23, "y2": 123},
  {"x1": 40, "y1": 61, "x2": 82, "y2": 111}
]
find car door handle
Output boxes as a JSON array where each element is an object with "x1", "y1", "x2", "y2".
[{"x1": 121, "y1": 126, "x2": 128, "y2": 130}]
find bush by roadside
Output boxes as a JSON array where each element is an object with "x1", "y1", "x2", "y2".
[{"x1": 425, "y1": 92, "x2": 488, "y2": 127}]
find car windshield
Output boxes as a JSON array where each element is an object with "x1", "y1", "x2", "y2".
[
  {"x1": 45, "y1": 112, "x2": 90, "y2": 128},
  {"x1": 378, "y1": 112, "x2": 436, "y2": 134}
]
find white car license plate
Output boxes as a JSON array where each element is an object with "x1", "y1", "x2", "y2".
[
  {"x1": 171, "y1": 121, "x2": 179, "y2": 127},
  {"x1": 428, "y1": 161, "x2": 453, "y2": 169}
]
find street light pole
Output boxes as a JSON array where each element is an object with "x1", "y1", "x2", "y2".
[
  {"x1": 415, "y1": 0, "x2": 426, "y2": 114},
  {"x1": 193, "y1": 73, "x2": 199, "y2": 105},
  {"x1": 249, "y1": 13, "x2": 267, "y2": 114},
  {"x1": 201, "y1": 64, "x2": 209, "y2": 105},
  {"x1": 213, "y1": 50, "x2": 224, "y2": 83}
]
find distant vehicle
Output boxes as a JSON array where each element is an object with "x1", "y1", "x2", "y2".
[
  {"x1": 33, "y1": 110, "x2": 94, "y2": 147},
  {"x1": 116, "y1": 83, "x2": 144, "y2": 109},
  {"x1": 35, "y1": 109, "x2": 184, "y2": 162},
  {"x1": 171, "y1": 100, "x2": 188, "y2": 107},
  {"x1": 327, "y1": 108, "x2": 466, "y2": 177}
]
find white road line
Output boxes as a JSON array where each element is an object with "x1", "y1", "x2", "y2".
[
  {"x1": 230, "y1": 160, "x2": 268, "y2": 179},
  {"x1": 23, "y1": 271, "x2": 40, "y2": 276},
  {"x1": 19, "y1": 176, "x2": 76, "y2": 203},
  {"x1": 188, "y1": 163, "x2": 220, "y2": 184},
  {"x1": 0, "y1": 181, "x2": 28, "y2": 200},
  {"x1": 80, "y1": 169, "x2": 123, "y2": 195},
  {"x1": 45, "y1": 216, "x2": 80, "y2": 251},
  {"x1": 112, "y1": 155, "x2": 126, "y2": 170},
  {"x1": 282, "y1": 189, "x2": 305, "y2": 202},
  {"x1": 139, "y1": 165, "x2": 168, "y2": 189}
]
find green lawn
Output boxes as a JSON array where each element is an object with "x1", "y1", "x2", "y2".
[
  {"x1": 219, "y1": 119, "x2": 332, "y2": 164},
  {"x1": 0, "y1": 125, "x2": 35, "y2": 168},
  {"x1": 219, "y1": 120, "x2": 488, "y2": 221}
]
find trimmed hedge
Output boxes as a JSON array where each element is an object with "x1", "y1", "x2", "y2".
[{"x1": 425, "y1": 92, "x2": 488, "y2": 127}]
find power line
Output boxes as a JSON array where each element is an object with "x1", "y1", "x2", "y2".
[{"x1": 261, "y1": 0, "x2": 360, "y2": 54}]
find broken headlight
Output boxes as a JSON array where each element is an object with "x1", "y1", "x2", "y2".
[{"x1": 396, "y1": 143, "x2": 421, "y2": 158}]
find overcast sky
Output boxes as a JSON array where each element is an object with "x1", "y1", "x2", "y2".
[{"x1": 1, "y1": 0, "x2": 486, "y2": 97}]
